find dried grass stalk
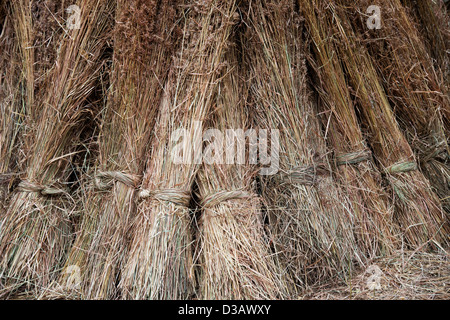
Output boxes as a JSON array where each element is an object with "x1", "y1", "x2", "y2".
[
  {"x1": 55, "y1": 0, "x2": 181, "y2": 300},
  {"x1": 120, "y1": 0, "x2": 240, "y2": 299},
  {"x1": 0, "y1": 0, "x2": 114, "y2": 295},
  {"x1": 195, "y1": 47, "x2": 287, "y2": 299},
  {"x1": 299, "y1": 0, "x2": 399, "y2": 259},
  {"x1": 327, "y1": 2, "x2": 448, "y2": 248},
  {"x1": 348, "y1": 0, "x2": 449, "y2": 215},
  {"x1": 402, "y1": 0, "x2": 449, "y2": 80},
  {"x1": 245, "y1": 0, "x2": 364, "y2": 291},
  {"x1": 0, "y1": 3, "x2": 22, "y2": 216}
]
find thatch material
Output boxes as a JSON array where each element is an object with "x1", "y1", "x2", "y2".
[
  {"x1": 0, "y1": 1, "x2": 63, "y2": 211},
  {"x1": 245, "y1": 0, "x2": 364, "y2": 291},
  {"x1": 195, "y1": 45, "x2": 287, "y2": 299},
  {"x1": 0, "y1": 0, "x2": 114, "y2": 295},
  {"x1": 299, "y1": 0, "x2": 399, "y2": 260},
  {"x1": 402, "y1": 0, "x2": 449, "y2": 80},
  {"x1": 302, "y1": 250, "x2": 450, "y2": 300},
  {"x1": 326, "y1": 1, "x2": 448, "y2": 248},
  {"x1": 120, "y1": 0, "x2": 240, "y2": 299},
  {"x1": 347, "y1": 0, "x2": 449, "y2": 215},
  {"x1": 0, "y1": 2, "x2": 22, "y2": 215},
  {"x1": 0, "y1": 5, "x2": 24, "y2": 296},
  {"x1": 54, "y1": 0, "x2": 182, "y2": 300},
  {"x1": 0, "y1": 0, "x2": 64, "y2": 297}
]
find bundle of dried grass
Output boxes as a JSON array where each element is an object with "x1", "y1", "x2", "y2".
[
  {"x1": 195, "y1": 46, "x2": 287, "y2": 299},
  {"x1": 0, "y1": 3, "x2": 22, "y2": 215},
  {"x1": 327, "y1": 2, "x2": 448, "y2": 248},
  {"x1": 120, "y1": 0, "x2": 240, "y2": 299},
  {"x1": 56, "y1": 0, "x2": 181, "y2": 300},
  {"x1": 402, "y1": 0, "x2": 449, "y2": 78},
  {"x1": 348, "y1": 0, "x2": 450, "y2": 215},
  {"x1": 0, "y1": 1, "x2": 63, "y2": 212},
  {"x1": 0, "y1": 0, "x2": 65, "y2": 297},
  {"x1": 0, "y1": 0, "x2": 114, "y2": 295},
  {"x1": 299, "y1": 0, "x2": 399, "y2": 261},
  {"x1": 245, "y1": 0, "x2": 364, "y2": 291}
]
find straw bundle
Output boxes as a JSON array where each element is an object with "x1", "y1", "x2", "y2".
[
  {"x1": 120, "y1": 0, "x2": 240, "y2": 299},
  {"x1": 402, "y1": 0, "x2": 449, "y2": 78},
  {"x1": 326, "y1": 2, "x2": 448, "y2": 248},
  {"x1": 348, "y1": 0, "x2": 450, "y2": 215},
  {"x1": 195, "y1": 46, "x2": 287, "y2": 299},
  {"x1": 299, "y1": 0, "x2": 398, "y2": 260},
  {"x1": 0, "y1": 3, "x2": 21, "y2": 215},
  {"x1": 0, "y1": 0, "x2": 114, "y2": 294},
  {"x1": 245, "y1": 0, "x2": 363, "y2": 291},
  {"x1": 0, "y1": 0, "x2": 64, "y2": 296},
  {"x1": 57, "y1": 0, "x2": 181, "y2": 300}
]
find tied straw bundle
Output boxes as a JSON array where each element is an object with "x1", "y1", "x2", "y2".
[
  {"x1": 1, "y1": 0, "x2": 64, "y2": 214},
  {"x1": 299, "y1": 0, "x2": 399, "y2": 259},
  {"x1": 58, "y1": 0, "x2": 181, "y2": 299},
  {"x1": 0, "y1": 0, "x2": 65, "y2": 296},
  {"x1": 0, "y1": 3, "x2": 21, "y2": 217},
  {"x1": 246, "y1": 0, "x2": 362, "y2": 291},
  {"x1": 326, "y1": 1, "x2": 448, "y2": 248},
  {"x1": 120, "y1": 0, "x2": 240, "y2": 299},
  {"x1": 348, "y1": 0, "x2": 450, "y2": 215},
  {"x1": 0, "y1": 0, "x2": 114, "y2": 295},
  {"x1": 195, "y1": 45, "x2": 287, "y2": 299}
]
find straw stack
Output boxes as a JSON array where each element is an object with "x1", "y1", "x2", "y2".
[
  {"x1": 195, "y1": 45, "x2": 287, "y2": 299},
  {"x1": 327, "y1": 2, "x2": 448, "y2": 248},
  {"x1": 0, "y1": 0, "x2": 114, "y2": 295},
  {"x1": 349, "y1": 0, "x2": 450, "y2": 215},
  {"x1": 245, "y1": 0, "x2": 364, "y2": 290},
  {"x1": 120, "y1": 0, "x2": 240, "y2": 299},
  {"x1": 299, "y1": 0, "x2": 398, "y2": 260},
  {"x1": 56, "y1": 0, "x2": 182, "y2": 299}
]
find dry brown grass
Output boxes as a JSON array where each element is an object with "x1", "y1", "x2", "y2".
[
  {"x1": 195, "y1": 44, "x2": 287, "y2": 299},
  {"x1": 301, "y1": 250, "x2": 449, "y2": 300},
  {"x1": 120, "y1": 0, "x2": 241, "y2": 299},
  {"x1": 0, "y1": 0, "x2": 114, "y2": 297},
  {"x1": 299, "y1": 0, "x2": 399, "y2": 261},
  {"x1": 402, "y1": 0, "x2": 449, "y2": 81},
  {"x1": 0, "y1": 0, "x2": 447, "y2": 300},
  {"x1": 49, "y1": 0, "x2": 182, "y2": 300},
  {"x1": 0, "y1": 2, "x2": 22, "y2": 216},
  {"x1": 326, "y1": 1, "x2": 448, "y2": 248},
  {"x1": 246, "y1": 0, "x2": 366, "y2": 293},
  {"x1": 345, "y1": 0, "x2": 449, "y2": 216}
]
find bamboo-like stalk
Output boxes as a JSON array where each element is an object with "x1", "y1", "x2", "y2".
[
  {"x1": 245, "y1": 0, "x2": 365, "y2": 291},
  {"x1": 348, "y1": 0, "x2": 449, "y2": 215},
  {"x1": 195, "y1": 45, "x2": 287, "y2": 299},
  {"x1": 327, "y1": 1, "x2": 448, "y2": 248},
  {"x1": 120, "y1": 0, "x2": 240, "y2": 299},
  {"x1": 0, "y1": 0, "x2": 114, "y2": 295},
  {"x1": 53, "y1": 0, "x2": 182, "y2": 300},
  {"x1": 299, "y1": 0, "x2": 399, "y2": 261}
]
